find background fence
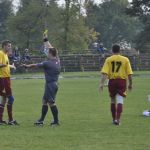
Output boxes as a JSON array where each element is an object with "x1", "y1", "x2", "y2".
[{"x1": 13, "y1": 52, "x2": 150, "y2": 73}]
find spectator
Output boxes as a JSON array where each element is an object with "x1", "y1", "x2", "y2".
[
  {"x1": 13, "y1": 47, "x2": 20, "y2": 62},
  {"x1": 23, "y1": 48, "x2": 30, "y2": 62}
]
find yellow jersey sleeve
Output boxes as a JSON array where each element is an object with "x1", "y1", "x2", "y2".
[{"x1": 101, "y1": 58, "x2": 109, "y2": 75}]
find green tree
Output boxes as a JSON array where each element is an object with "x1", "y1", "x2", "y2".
[
  {"x1": 59, "y1": 0, "x2": 89, "y2": 52},
  {"x1": 7, "y1": 0, "x2": 89, "y2": 53},
  {"x1": 86, "y1": 0, "x2": 140, "y2": 49},
  {"x1": 7, "y1": 0, "x2": 43, "y2": 49},
  {"x1": 0, "y1": 0, "x2": 13, "y2": 41},
  {"x1": 7, "y1": 0, "x2": 62, "y2": 50},
  {"x1": 7, "y1": 0, "x2": 90, "y2": 53},
  {"x1": 127, "y1": 0, "x2": 150, "y2": 52}
]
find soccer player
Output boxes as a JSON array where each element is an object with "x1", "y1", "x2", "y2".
[
  {"x1": 22, "y1": 34, "x2": 61, "y2": 126},
  {"x1": 99, "y1": 44, "x2": 133, "y2": 125},
  {"x1": 0, "y1": 40, "x2": 18, "y2": 125}
]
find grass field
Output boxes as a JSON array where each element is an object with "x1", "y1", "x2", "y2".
[{"x1": 0, "y1": 71, "x2": 150, "y2": 150}]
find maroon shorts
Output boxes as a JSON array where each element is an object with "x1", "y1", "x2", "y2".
[
  {"x1": 108, "y1": 79, "x2": 126, "y2": 98},
  {"x1": 0, "y1": 77, "x2": 12, "y2": 96}
]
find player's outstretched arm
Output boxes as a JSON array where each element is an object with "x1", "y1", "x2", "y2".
[
  {"x1": 99, "y1": 73, "x2": 108, "y2": 93},
  {"x1": 21, "y1": 64, "x2": 37, "y2": 68}
]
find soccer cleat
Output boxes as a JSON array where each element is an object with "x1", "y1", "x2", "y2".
[
  {"x1": 50, "y1": 121, "x2": 59, "y2": 126},
  {"x1": 112, "y1": 120, "x2": 120, "y2": 126},
  {"x1": 0, "y1": 120, "x2": 7, "y2": 125},
  {"x1": 8, "y1": 120, "x2": 19, "y2": 125},
  {"x1": 34, "y1": 120, "x2": 44, "y2": 126},
  {"x1": 143, "y1": 110, "x2": 150, "y2": 117}
]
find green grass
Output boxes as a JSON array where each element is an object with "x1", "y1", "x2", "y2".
[{"x1": 1, "y1": 71, "x2": 150, "y2": 150}]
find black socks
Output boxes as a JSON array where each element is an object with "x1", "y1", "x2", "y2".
[
  {"x1": 50, "y1": 105, "x2": 58, "y2": 123},
  {"x1": 39, "y1": 105, "x2": 48, "y2": 121}
]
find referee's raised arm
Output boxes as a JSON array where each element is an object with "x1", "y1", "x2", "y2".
[{"x1": 43, "y1": 30, "x2": 53, "y2": 49}]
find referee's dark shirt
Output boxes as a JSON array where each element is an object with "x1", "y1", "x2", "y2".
[{"x1": 37, "y1": 58, "x2": 60, "y2": 82}]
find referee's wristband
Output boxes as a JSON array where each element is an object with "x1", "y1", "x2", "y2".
[{"x1": 43, "y1": 38, "x2": 48, "y2": 42}]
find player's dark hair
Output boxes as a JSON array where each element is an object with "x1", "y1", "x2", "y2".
[
  {"x1": 112, "y1": 44, "x2": 120, "y2": 53},
  {"x1": 1, "y1": 40, "x2": 11, "y2": 48},
  {"x1": 49, "y1": 47, "x2": 57, "y2": 57}
]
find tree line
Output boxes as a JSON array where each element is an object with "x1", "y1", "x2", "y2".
[{"x1": 0, "y1": 0, "x2": 149, "y2": 53}]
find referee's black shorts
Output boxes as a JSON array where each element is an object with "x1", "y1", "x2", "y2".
[{"x1": 43, "y1": 82, "x2": 58, "y2": 103}]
